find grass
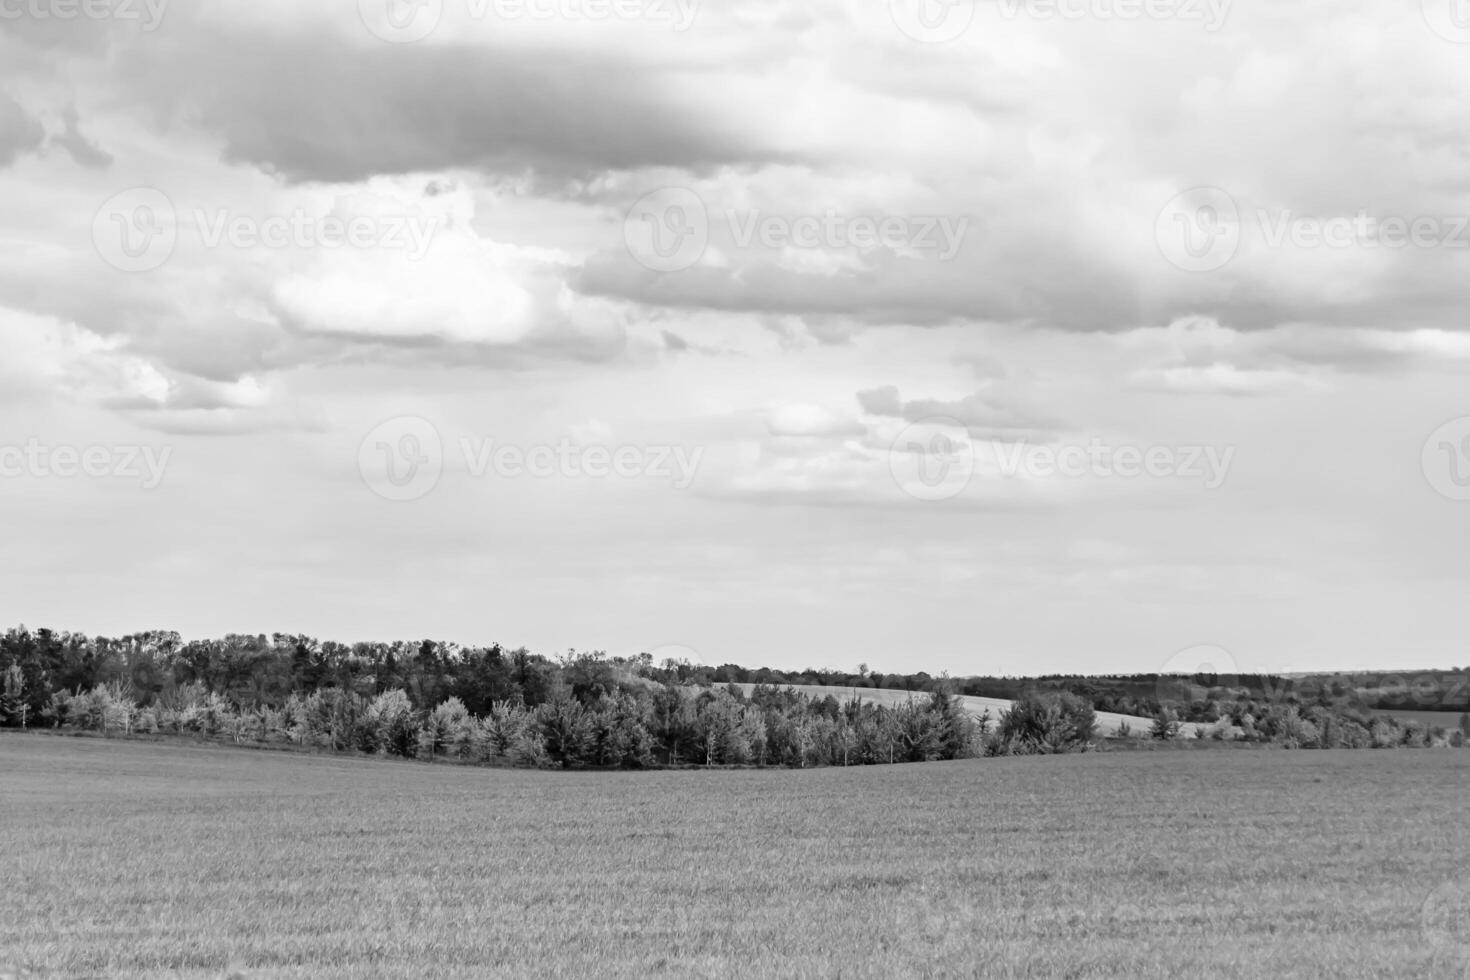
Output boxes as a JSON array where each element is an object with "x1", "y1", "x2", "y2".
[{"x1": 3, "y1": 734, "x2": 1469, "y2": 979}]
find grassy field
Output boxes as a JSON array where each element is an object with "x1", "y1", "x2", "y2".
[
  {"x1": 729, "y1": 683, "x2": 1203, "y2": 738},
  {"x1": 3, "y1": 735, "x2": 1468, "y2": 979}
]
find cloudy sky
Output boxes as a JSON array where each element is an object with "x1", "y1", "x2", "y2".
[{"x1": 3, "y1": 0, "x2": 1470, "y2": 677}]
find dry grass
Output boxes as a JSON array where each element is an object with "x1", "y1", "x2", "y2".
[{"x1": 3, "y1": 733, "x2": 1468, "y2": 979}]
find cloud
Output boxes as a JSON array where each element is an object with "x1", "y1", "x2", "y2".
[
  {"x1": 112, "y1": 20, "x2": 791, "y2": 184},
  {"x1": 1116, "y1": 317, "x2": 1470, "y2": 394},
  {"x1": 0, "y1": 95, "x2": 44, "y2": 168},
  {"x1": 51, "y1": 104, "x2": 112, "y2": 169},
  {"x1": 766, "y1": 403, "x2": 864, "y2": 438},
  {"x1": 856, "y1": 384, "x2": 1051, "y2": 435}
]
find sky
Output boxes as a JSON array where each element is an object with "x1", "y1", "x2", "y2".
[{"x1": 2, "y1": 0, "x2": 1470, "y2": 678}]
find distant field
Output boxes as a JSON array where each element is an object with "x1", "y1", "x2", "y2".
[
  {"x1": 729, "y1": 683, "x2": 1203, "y2": 738},
  {"x1": 4, "y1": 735, "x2": 1469, "y2": 978},
  {"x1": 1362, "y1": 708, "x2": 1468, "y2": 730}
]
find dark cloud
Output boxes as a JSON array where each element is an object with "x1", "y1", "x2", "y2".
[
  {"x1": 114, "y1": 26, "x2": 792, "y2": 183},
  {"x1": 855, "y1": 385, "x2": 902, "y2": 417},
  {"x1": 576, "y1": 231, "x2": 1153, "y2": 330},
  {"x1": 52, "y1": 103, "x2": 112, "y2": 169},
  {"x1": 857, "y1": 384, "x2": 1054, "y2": 436},
  {"x1": 0, "y1": 94, "x2": 44, "y2": 167}
]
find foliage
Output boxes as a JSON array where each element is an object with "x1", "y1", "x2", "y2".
[{"x1": 0, "y1": 623, "x2": 1462, "y2": 767}]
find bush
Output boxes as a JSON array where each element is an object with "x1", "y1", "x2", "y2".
[
  {"x1": 1150, "y1": 708, "x2": 1183, "y2": 741},
  {"x1": 989, "y1": 693, "x2": 1096, "y2": 755}
]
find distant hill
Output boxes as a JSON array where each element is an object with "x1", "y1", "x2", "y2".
[{"x1": 726, "y1": 683, "x2": 1201, "y2": 738}]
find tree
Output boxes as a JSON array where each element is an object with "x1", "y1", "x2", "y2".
[
  {"x1": 538, "y1": 696, "x2": 592, "y2": 768},
  {"x1": 927, "y1": 689, "x2": 976, "y2": 760},
  {"x1": 0, "y1": 663, "x2": 25, "y2": 727},
  {"x1": 1150, "y1": 708, "x2": 1183, "y2": 741}
]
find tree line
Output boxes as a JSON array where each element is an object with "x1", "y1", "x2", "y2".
[
  {"x1": 0, "y1": 626, "x2": 1100, "y2": 766},
  {"x1": 1, "y1": 625, "x2": 1463, "y2": 766}
]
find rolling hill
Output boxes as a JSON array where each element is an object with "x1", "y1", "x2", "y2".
[{"x1": 728, "y1": 683, "x2": 1201, "y2": 739}]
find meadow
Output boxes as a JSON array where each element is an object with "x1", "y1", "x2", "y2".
[{"x1": 4, "y1": 735, "x2": 1469, "y2": 979}]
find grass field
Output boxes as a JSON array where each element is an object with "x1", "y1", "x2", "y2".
[
  {"x1": 729, "y1": 683, "x2": 1204, "y2": 738},
  {"x1": 3, "y1": 735, "x2": 1469, "y2": 979}
]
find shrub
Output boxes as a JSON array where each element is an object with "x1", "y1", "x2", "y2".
[
  {"x1": 1150, "y1": 708, "x2": 1183, "y2": 741},
  {"x1": 990, "y1": 693, "x2": 1096, "y2": 755}
]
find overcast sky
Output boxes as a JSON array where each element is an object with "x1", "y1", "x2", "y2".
[{"x1": 3, "y1": 0, "x2": 1470, "y2": 677}]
